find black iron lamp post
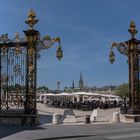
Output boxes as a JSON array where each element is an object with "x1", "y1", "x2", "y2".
[{"x1": 109, "y1": 21, "x2": 140, "y2": 114}]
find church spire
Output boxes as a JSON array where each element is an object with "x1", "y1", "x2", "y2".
[
  {"x1": 79, "y1": 72, "x2": 84, "y2": 90},
  {"x1": 72, "y1": 80, "x2": 75, "y2": 89}
]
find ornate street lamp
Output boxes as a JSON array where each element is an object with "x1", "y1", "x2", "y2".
[
  {"x1": 109, "y1": 21, "x2": 140, "y2": 114},
  {"x1": 25, "y1": 9, "x2": 63, "y2": 60}
]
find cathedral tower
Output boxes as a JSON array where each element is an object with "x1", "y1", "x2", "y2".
[{"x1": 79, "y1": 72, "x2": 84, "y2": 90}]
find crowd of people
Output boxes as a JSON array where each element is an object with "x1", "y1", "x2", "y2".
[
  {"x1": 37, "y1": 92, "x2": 123, "y2": 111},
  {"x1": 45, "y1": 99, "x2": 123, "y2": 111}
]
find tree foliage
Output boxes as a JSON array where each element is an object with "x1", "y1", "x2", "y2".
[
  {"x1": 115, "y1": 83, "x2": 129, "y2": 107},
  {"x1": 37, "y1": 86, "x2": 49, "y2": 91},
  {"x1": 115, "y1": 83, "x2": 129, "y2": 98}
]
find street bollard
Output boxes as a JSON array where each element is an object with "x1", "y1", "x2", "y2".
[{"x1": 52, "y1": 113, "x2": 62, "y2": 124}]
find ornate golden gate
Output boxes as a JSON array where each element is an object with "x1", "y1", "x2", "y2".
[{"x1": 0, "y1": 10, "x2": 62, "y2": 116}]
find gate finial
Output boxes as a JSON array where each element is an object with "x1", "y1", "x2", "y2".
[
  {"x1": 128, "y1": 20, "x2": 137, "y2": 38},
  {"x1": 25, "y1": 9, "x2": 38, "y2": 29}
]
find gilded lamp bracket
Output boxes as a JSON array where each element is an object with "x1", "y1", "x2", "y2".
[
  {"x1": 109, "y1": 20, "x2": 139, "y2": 64},
  {"x1": 109, "y1": 42, "x2": 128, "y2": 64},
  {"x1": 36, "y1": 35, "x2": 63, "y2": 60},
  {"x1": 25, "y1": 9, "x2": 63, "y2": 60}
]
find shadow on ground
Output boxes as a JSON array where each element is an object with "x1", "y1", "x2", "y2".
[
  {"x1": 0, "y1": 125, "x2": 45, "y2": 139},
  {"x1": 39, "y1": 114, "x2": 53, "y2": 124},
  {"x1": 33, "y1": 134, "x2": 96, "y2": 140},
  {"x1": 0, "y1": 115, "x2": 51, "y2": 139}
]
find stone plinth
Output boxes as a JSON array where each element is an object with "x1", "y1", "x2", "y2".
[
  {"x1": 112, "y1": 112, "x2": 120, "y2": 123},
  {"x1": 120, "y1": 114, "x2": 140, "y2": 123},
  {"x1": 90, "y1": 108, "x2": 109, "y2": 122},
  {"x1": 52, "y1": 113, "x2": 62, "y2": 124},
  {"x1": 61, "y1": 109, "x2": 77, "y2": 123}
]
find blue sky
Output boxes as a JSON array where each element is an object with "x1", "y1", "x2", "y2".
[{"x1": 0, "y1": 0, "x2": 140, "y2": 90}]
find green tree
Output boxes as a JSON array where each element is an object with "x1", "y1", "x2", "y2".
[
  {"x1": 115, "y1": 83, "x2": 129, "y2": 107},
  {"x1": 37, "y1": 86, "x2": 49, "y2": 91}
]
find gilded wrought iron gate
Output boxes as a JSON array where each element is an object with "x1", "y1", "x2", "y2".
[
  {"x1": 0, "y1": 34, "x2": 38, "y2": 115},
  {"x1": 0, "y1": 32, "x2": 39, "y2": 115},
  {"x1": 0, "y1": 42, "x2": 27, "y2": 112},
  {"x1": 0, "y1": 10, "x2": 63, "y2": 115}
]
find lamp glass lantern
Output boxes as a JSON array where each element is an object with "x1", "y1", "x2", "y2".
[
  {"x1": 56, "y1": 46, "x2": 63, "y2": 60},
  {"x1": 109, "y1": 50, "x2": 115, "y2": 64}
]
